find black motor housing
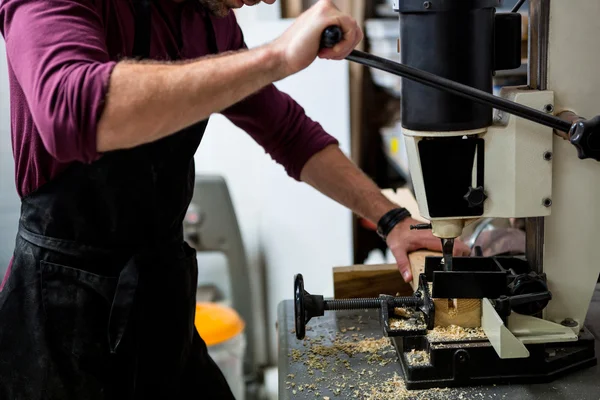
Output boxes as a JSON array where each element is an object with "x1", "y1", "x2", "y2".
[{"x1": 397, "y1": 0, "x2": 521, "y2": 132}]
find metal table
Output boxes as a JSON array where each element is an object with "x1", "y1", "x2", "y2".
[{"x1": 278, "y1": 286, "x2": 600, "y2": 399}]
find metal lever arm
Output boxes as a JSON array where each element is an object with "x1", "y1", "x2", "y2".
[{"x1": 320, "y1": 26, "x2": 600, "y2": 161}]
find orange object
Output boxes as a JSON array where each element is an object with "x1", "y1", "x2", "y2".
[
  {"x1": 359, "y1": 217, "x2": 377, "y2": 231},
  {"x1": 194, "y1": 303, "x2": 245, "y2": 346}
]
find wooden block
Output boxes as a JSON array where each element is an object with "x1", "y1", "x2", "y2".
[
  {"x1": 333, "y1": 264, "x2": 413, "y2": 299},
  {"x1": 408, "y1": 250, "x2": 441, "y2": 291},
  {"x1": 433, "y1": 298, "x2": 482, "y2": 328},
  {"x1": 408, "y1": 249, "x2": 482, "y2": 328}
]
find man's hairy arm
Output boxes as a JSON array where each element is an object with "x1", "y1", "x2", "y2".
[
  {"x1": 300, "y1": 145, "x2": 398, "y2": 224},
  {"x1": 97, "y1": 48, "x2": 283, "y2": 151}
]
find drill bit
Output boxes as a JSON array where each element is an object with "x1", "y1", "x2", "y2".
[{"x1": 441, "y1": 238, "x2": 454, "y2": 272}]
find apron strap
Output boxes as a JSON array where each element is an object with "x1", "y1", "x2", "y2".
[
  {"x1": 133, "y1": 0, "x2": 152, "y2": 58},
  {"x1": 201, "y1": 11, "x2": 219, "y2": 55}
]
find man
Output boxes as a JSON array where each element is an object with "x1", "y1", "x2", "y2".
[{"x1": 0, "y1": 0, "x2": 469, "y2": 398}]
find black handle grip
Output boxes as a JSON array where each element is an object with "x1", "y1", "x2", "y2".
[
  {"x1": 320, "y1": 26, "x2": 343, "y2": 49},
  {"x1": 569, "y1": 115, "x2": 600, "y2": 161}
]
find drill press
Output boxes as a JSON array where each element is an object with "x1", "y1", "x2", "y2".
[{"x1": 295, "y1": 0, "x2": 600, "y2": 389}]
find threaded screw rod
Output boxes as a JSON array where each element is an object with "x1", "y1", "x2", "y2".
[{"x1": 324, "y1": 297, "x2": 423, "y2": 311}]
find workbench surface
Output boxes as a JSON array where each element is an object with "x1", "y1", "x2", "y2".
[{"x1": 278, "y1": 286, "x2": 600, "y2": 400}]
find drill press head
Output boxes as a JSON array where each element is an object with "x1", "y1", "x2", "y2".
[{"x1": 397, "y1": 0, "x2": 505, "y2": 241}]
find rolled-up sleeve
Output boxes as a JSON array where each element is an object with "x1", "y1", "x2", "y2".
[
  {"x1": 0, "y1": 0, "x2": 115, "y2": 164},
  {"x1": 220, "y1": 14, "x2": 339, "y2": 181}
]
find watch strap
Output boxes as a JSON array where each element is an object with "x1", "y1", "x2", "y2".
[{"x1": 376, "y1": 208, "x2": 412, "y2": 240}]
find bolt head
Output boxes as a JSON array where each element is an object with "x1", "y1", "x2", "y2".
[
  {"x1": 543, "y1": 198, "x2": 552, "y2": 208},
  {"x1": 561, "y1": 318, "x2": 578, "y2": 327},
  {"x1": 543, "y1": 151, "x2": 553, "y2": 161},
  {"x1": 544, "y1": 104, "x2": 555, "y2": 113},
  {"x1": 423, "y1": 1, "x2": 432, "y2": 9}
]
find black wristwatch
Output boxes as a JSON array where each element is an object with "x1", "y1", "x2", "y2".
[{"x1": 376, "y1": 207, "x2": 412, "y2": 241}]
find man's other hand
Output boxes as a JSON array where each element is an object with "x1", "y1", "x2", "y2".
[
  {"x1": 270, "y1": 0, "x2": 363, "y2": 77},
  {"x1": 386, "y1": 218, "x2": 471, "y2": 283}
]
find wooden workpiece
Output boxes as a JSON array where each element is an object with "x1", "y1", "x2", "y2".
[
  {"x1": 332, "y1": 254, "x2": 482, "y2": 328},
  {"x1": 432, "y1": 298, "x2": 482, "y2": 328},
  {"x1": 408, "y1": 250, "x2": 440, "y2": 292},
  {"x1": 409, "y1": 250, "x2": 482, "y2": 328},
  {"x1": 333, "y1": 264, "x2": 413, "y2": 299}
]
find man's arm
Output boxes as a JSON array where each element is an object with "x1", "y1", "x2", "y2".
[
  {"x1": 0, "y1": 0, "x2": 360, "y2": 162},
  {"x1": 98, "y1": 49, "x2": 283, "y2": 151},
  {"x1": 301, "y1": 145, "x2": 471, "y2": 282}
]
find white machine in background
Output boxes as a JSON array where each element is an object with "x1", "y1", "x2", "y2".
[{"x1": 184, "y1": 175, "x2": 267, "y2": 400}]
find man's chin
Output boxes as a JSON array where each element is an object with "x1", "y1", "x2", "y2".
[{"x1": 213, "y1": 7, "x2": 232, "y2": 17}]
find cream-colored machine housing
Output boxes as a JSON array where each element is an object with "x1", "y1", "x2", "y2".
[{"x1": 404, "y1": 0, "x2": 600, "y2": 357}]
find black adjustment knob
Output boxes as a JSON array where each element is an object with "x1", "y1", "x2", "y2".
[
  {"x1": 294, "y1": 274, "x2": 326, "y2": 340},
  {"x1": 463, "y1": 186, "x2": 487, "y2": 208},
  {"x1": 569, "y1": 115, "x2": 600, "y2": 161}
]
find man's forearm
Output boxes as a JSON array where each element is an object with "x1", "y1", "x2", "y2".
[
  {"x1": 300, "y1": 145, "x2": 399, "y2": 224},
  {"x1": 97, "y1": 46, "x2": 283, "y2": 152}
]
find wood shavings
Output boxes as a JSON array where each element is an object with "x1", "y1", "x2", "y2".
[
  {"x1": 389, "y1": 318, "x2": 427, "y2": 331},
  {"x1": 310, "y1": 336, "x2": 392, "y2": 358},
  {"x1": 393, "y1": 307, "x2": 412, "y2": 318},
  {"x1": 288, "y1": 330, "x2": 396, "y2": 397},
  {"x1": 427, "y1": 325, "x2": 487, "y2": 342},
  {"x1": 367, "y1": 373, "x2": 452, "y2": 400},
  {"x1": 287, "y1": 313, "x2": 496, "y2": 400},
  {"x1": 405, "y1": 349, "x2": 430, "y2": 366}
]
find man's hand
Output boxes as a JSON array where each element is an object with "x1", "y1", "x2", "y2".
[
  {"x1": 270, "y1": 0, "x2": 363, "y2": 77},
  {"x1": 386, "y1": 218, "x2": 471, "y2": 283}
]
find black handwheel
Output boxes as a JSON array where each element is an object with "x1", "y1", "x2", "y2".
[{"x1": 294, "y1": 274, "x2": 306, "y2": 340}]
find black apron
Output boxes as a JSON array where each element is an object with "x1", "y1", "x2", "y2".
[{"x1": 0, "y1": 1, "x2": 236, "y2": 399}]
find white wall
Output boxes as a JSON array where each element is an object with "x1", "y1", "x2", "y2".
[
  {"x1": 0, "y1": 39, "x2": 20, "y2": 279},
  {"x1": 195, "y1": 13, "x2": 352, "y2": 362}
]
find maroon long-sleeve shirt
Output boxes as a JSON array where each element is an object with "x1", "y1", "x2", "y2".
[{"x1": 0, "y1": 0, "x2": 338, "y2": 198}]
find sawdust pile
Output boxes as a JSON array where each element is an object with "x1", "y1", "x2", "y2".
[
  {"x1": 287, "y1": 329, "x2": 486, "y2": 399},
  {"x1": 427, "y1": 325, "x2": 487, "y2": 342},
  {"x1": 366, "y1": 373, "x2": 455, "y2": 400},
  {"x1": 405, "y1": 349, "x2": 430, "y2": 367},
  {"x1": 390, "y1": 318, "x2": 427, "y2": 331},
  {"x1": 389, "y1": 306, "x2": 427, "y2": 332}
]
